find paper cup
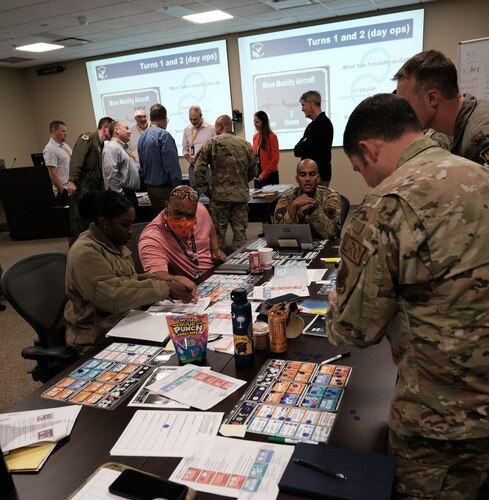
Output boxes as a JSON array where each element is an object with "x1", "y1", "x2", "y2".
[{"x1": 259, "y1": 247, "x2": 273, "y2": 270}]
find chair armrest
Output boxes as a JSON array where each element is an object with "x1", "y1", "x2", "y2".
[{"x1": 22, "y1": 345, "x2": 79, "y2": 364}]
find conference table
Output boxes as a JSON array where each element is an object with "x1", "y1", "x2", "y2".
[{"x1": 5, "y1": 239, "x2": 398, "y2": 500}]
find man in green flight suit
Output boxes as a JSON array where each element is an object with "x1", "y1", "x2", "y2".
[{"x1": 67, "y1": 117, "x2": 113, "y2": 240}]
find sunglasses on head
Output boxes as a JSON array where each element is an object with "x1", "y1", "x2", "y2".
[{"x1": 170, "y1": 189, "x2": 199, "y2": 202}]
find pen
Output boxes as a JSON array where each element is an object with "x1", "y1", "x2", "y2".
[
  {"x1": 293, "y1": 458, "x2": 347, "y2": 480},
  {"x1": 208, "y1": 334, "x2": 223, "y2": 343},
  {"x1": 319, "y1": 351, "x2": 351, "y2": 366},
  {"x1": 268, "y1": 436, "x2": 318, "y2": 445}
]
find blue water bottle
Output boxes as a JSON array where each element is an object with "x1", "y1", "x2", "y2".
[{"x1": 231, "y1": 288, "x2": 256, "y2": 367}]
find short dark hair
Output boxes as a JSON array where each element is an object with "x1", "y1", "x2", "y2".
[
  {"x1": 393, "y1": 50, "x2": 459, "y2": 100},
  {"x1": 97, "y1": 117, "x2": 114, "y2": 129},
  {"x1": 49, "y1": 120, "x2": 66, "y2": 133},
  {"x1": 108, "y1": 120, "x2": 122, "y2": 137},
  {"x1": 150, "y1": 104, "x2": 167, "y2": 122},
  {"x1": 343, "y1": 94, "x2": 422, "y2": 157},
  {"x1": 300, "y1": 90, "x2": 321, "y2": 106},
  {"x1": 78, "y1": 191, "x2": 132, "y2": 223}
]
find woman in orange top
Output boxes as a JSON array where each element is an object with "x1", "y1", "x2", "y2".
[{"x1": 253, "y1": 110, "x2": 280, "y2": 188}]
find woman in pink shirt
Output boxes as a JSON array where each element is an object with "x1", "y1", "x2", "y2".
[{"x1": 253, "y1": 110, "x2": 280, "y2": 189}]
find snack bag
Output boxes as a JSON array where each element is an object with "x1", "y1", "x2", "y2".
[{"x1": 166, "y1": 314, "x2": 209, "y2": 364}]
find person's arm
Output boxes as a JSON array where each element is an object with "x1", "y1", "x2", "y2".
[
  {"x1": 247, "y1": 143, "x2": 258, "y2": 182},
  {"x1": 68, "y1": 135, "x2": 91, "y2": 195},
  {"x1": 102, "y1": 146, "x2": 123, "y2": 193},
  {"x1": 326, "y1": 198, "x2": 403, "y2": 347},
  {"x1": 182, "y1": 129, "x2": 194, "y2": 164},
  {"x1": 194, "y1": 142, "x2": 210, "y2": 195},
  {"x1": 209, "y1": 221, "x2": 226, "y2": 263},
  {"x1": 306, "y1": 191, "x2": 342, "y2": 238},
  {"x1": 150, "y1": 271, "x2": 196, "y2": 294},
  {"x1": 46, "y1": 166, "x2": 64, "y2": 194},
  {"x1": 68, "y1": 248, "x2": 172, "y2": 315},
  {"x1": 160, "y1": 133, "x2": 182, "y2": 187},
  {"x1": 260, "y1": 133, "x2": 279, "y2": 180}
]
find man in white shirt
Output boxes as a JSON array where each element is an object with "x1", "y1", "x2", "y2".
[
  {"x1": 182, "y1": 105, "x2": 215, "y2": 186},
  {"x1": 43, "y1": 120, "x2": 72, "y2": 205},
  {"x1": 128, "y1": 107, "x2": 148, "y2": 164},
  {"x1": 102, "y1": 120, "x2": 140, "y2": 213}
]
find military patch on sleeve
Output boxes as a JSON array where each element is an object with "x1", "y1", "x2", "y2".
[
  {"x1": 471, "y1": 131, "x2": 487, "y2": 144},
  {"x1": 274, "y1": 207, "x2": 288, "y2": 222},
  {"x1": 341, "y1": 233, "x2": 367, "y2": 266},
  {"x1": 336, "y1": 262, "x2": 349, "y2": 295},
  {"x1": 81, "y1": 133, "x2": 90, "y2": 140},
  {"x1": 479, "y1": 145, "x2": 489, "y2": 166}
]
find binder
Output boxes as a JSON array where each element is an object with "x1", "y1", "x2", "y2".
[{"x1": 278, "y1": 443, "x2": 395, "y2": 500}]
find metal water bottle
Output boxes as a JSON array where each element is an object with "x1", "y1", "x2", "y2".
[{"x1": 231, "y1": 288, "x2": 256, "y2": 366}]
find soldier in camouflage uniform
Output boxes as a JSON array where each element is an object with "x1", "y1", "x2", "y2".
[
  {"x1": 67, "y1": 117, "x2": 113, "y2": 240},
  {"x1": 326, "y1": 94, "x2": 489, "y2": 499},
  {"x1": 273, "y1": 159, "x2": 341, "y2": 239},
  {"x1": 395, "y1": 49, "x2": 489, "y2": 166},
  {"x1": 195, "y1": 115, "x2": 257, "y2": 251}
]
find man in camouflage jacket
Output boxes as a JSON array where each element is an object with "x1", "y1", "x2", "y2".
[
  {"x1": 195, "y1": 114, "x2": 257, "y2": 250},
  {"x1": 326, "y1": 93, "x2": 489, "y2": 499},
  {"x1": 273, "y1": 158, "x2": 341, "y2": 239}
]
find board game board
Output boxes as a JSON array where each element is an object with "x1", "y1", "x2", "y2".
[
  {"x1": 197, "y1": 273, "x2": 261, "y2": 301},
  {"x1": 224, "y1": 359, "x2": 352, "y2": 444},
  {"x1": 41, "y1": 342, "x2": 172, "y2": 410}
]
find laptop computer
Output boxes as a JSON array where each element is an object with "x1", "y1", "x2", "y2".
[
  {"x1": 31, "y1": 153, "x2": 45, "y2": 167},
  {"x1": 263, "y1": 224, "x2": 314, "y2": 254}
]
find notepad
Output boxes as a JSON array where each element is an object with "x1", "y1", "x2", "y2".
[{"x1": 279, "y1": 442, "x2": 395, "y2": 500}]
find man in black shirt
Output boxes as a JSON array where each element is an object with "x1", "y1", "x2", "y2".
[{"x1": 294, "y1": 90, "x2": 334, "y2": 186}]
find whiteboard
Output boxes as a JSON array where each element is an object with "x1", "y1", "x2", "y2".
[{"x1": 457, "y1": 37, "x2": 489, "y2": 99}]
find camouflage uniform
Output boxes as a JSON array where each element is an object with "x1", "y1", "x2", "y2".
[
  {"x1": 69, "y1": 132, "x2": 105, "y2": 239},
  {"x1": 273, "y1": 185, "x2": 341, "y2": 239},
  {"x1": 452, "y1": 93, "x2": 489, "y2": 166},
  {"x1": 326, "y1": 137, "x2": 489, "y2": 499},
  {"x1": 195, "y1": 132, "x2": 257, "y2": 250},
  {"x1": 424, "y1": 128, "x2": 452, "y2": 150}
]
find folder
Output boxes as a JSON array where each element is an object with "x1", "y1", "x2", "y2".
[{"x1": 278, "y1": 443, "x2": 395, "y2": 500}]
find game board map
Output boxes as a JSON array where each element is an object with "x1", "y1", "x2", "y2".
[
  {"x1": 41, "y1": 343, "x2": 173, "y2": 410},
  {"x1": 224, "y1": 358, "x2": 352, "y2": 444}
]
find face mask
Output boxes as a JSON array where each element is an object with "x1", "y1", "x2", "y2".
[{"x1": 166, "y1": 214, "x2": 196, "y2": 238}]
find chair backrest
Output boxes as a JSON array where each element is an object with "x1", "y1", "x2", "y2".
[
  {"x1": 126, "y1": 222, "x2": 149, "y2": 274},
  {"x1": 1, "y1": 253, "x2": 67, "y2": 347},
  {"x1": 339, "y1": 194, "x2": 351, "y2": 228}
]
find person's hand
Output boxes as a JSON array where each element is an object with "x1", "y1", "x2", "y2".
[
  {"x1": 296, "y1": 199, "x2": 317, "y2": 217},
  {"x1": 168, "y1": 281, "x2": 196, "y2": 303},
  {"x1": 67, "y1": 181, "x2": 77, "y2": 195},
  {"x1": 174, "y1": 275, "x2": 197, "y2": 294},
  {"x1": 328, "y1": 288, "x2": 337, "y2": 303},
  {"x1": 289, "y1": 194, "x2": 315, "y2": 219},
  {"x1": 212, "y1": 249, "x2": 227, "y2": 264}
]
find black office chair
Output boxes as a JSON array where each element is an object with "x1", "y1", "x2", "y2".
[
  {"x1": 126, "y1": 222, "x2": 149, "y2": 274},
  {"x1": 339, "y1": 194, "x2": 351, "y2": 229},
  {"x1": 1, "y1": 253, "x2": 79, "y2": 383}
]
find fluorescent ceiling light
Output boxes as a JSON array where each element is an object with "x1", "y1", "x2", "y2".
[
  {"x1": 15, "y1": 42, "x2": 64, "y2": 53},
  {"x1": 183, "y1": 10, "x2": 233, "y2": 24}
]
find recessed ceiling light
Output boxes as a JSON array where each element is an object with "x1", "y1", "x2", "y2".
[
  {"x1": 183, "y1": 10, "x2": 233, "y2": 24},
  {"x1": 15, "y1": 42, "x2": 64, "y2": 53}
]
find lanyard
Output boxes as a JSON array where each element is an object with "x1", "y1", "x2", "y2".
[
  {"x1": 59, "y1": 143, "x2": 72, "y2": 157},
  {"x1": 165, "y1": 217, "x2": 201, "y2": 278}
]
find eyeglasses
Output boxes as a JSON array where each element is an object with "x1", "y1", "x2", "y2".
[{"x1": 170, "y1": 189, "x2": 199, "y2": 202}]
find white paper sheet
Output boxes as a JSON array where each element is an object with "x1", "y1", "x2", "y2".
[
  {"x1": 110, "y1": 410, "x2": 223, "y2": 457},
  {"x1": 0, "y1": 405, "x2": 82, "y2": 452},
  {"x1": 170, "y1": 434, "x2": 293, "y2": 498},
  {"x1": 105, "y1": 309, "x2": 170, "y2": 343},
  {"x1": 147, "y1": 297, "x2": 211, "y2": 314},
  {"x1": 147, "y1": 364, "x2": 246, "y2": 411}
]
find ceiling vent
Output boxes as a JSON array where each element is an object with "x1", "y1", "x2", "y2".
[
  {"x1": 53, "y1": 37, "x2": 90, "y2": 47},
  {"x1": 0, "y1": 56, "x2": 34, "y2": 63},
  {"x1": 264, "y1": 0, "x2": 313, "y2": 9}
]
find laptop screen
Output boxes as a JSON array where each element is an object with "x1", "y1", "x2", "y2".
[
  {"x1": 263, "y1": 224, "x2": 314, "y2": 250},
  {"x1": 31, "y1": 153, "x2": 45, "y2": 167}
]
